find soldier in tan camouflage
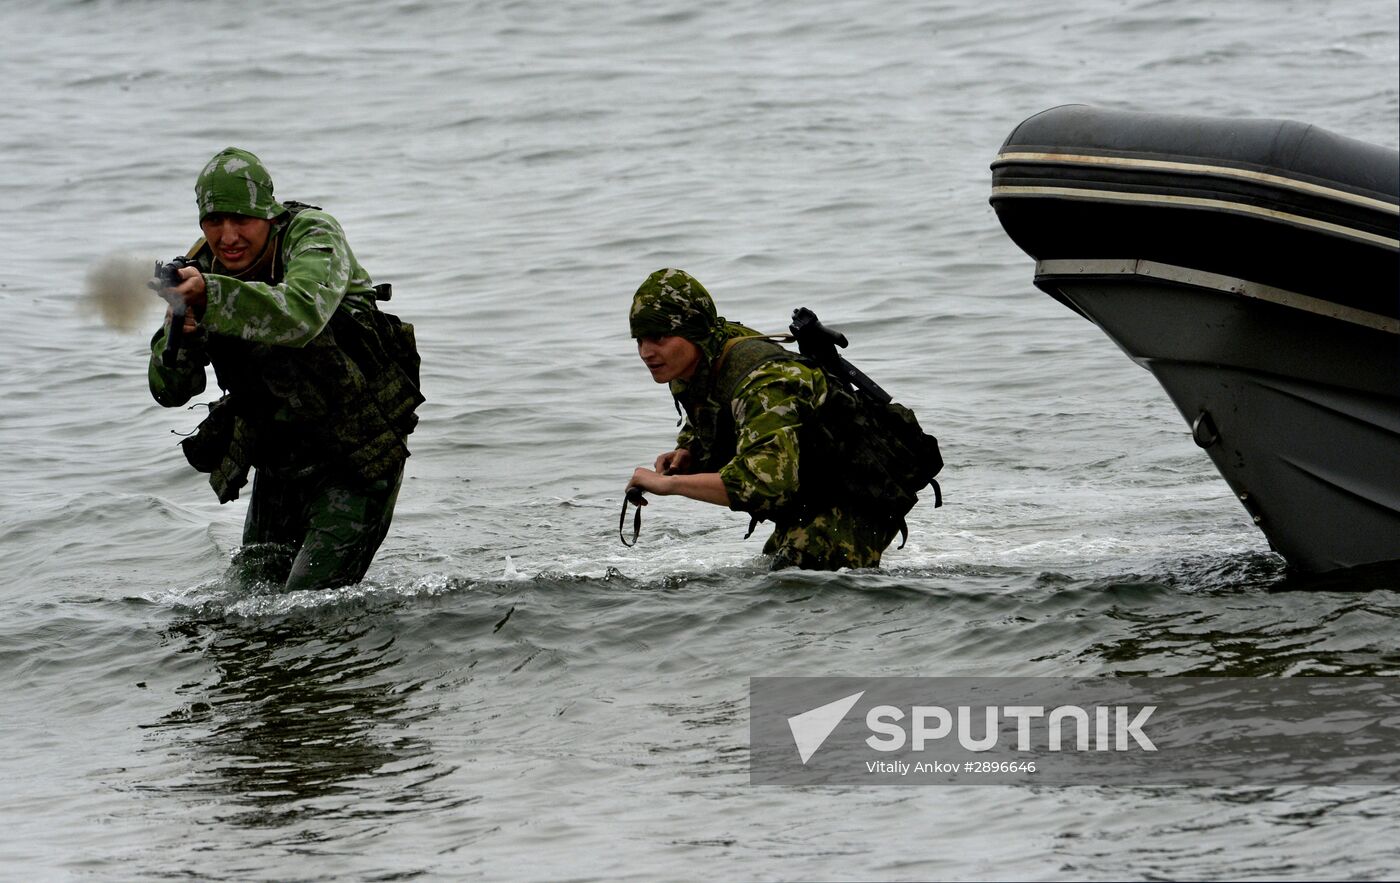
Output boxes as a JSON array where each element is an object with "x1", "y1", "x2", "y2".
[
  {"x1": 149, "y1": 147, "x2": 422, "y2": 592},
  {"x1": 626, "y1": 268, "x2": 900, "y2": 569}
]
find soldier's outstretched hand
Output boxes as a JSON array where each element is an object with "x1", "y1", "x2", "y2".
[{"x1": 628, "y1": 467, "x2": 665, "y2": 498}]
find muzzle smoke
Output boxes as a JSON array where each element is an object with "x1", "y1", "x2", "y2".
[{"x1": 83, "y1": 253, "x2": 160, "y2": 332}]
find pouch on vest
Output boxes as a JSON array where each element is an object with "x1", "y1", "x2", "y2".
[
  {"x1": 328, "y1": 307, "x2": 425, "y2": 441},
  {"x1": 180, "y1": 394, "x2": 237, "y2": 473},
  {"x1": 179, "y1": 394, "x2": 252, "y2": 504}
]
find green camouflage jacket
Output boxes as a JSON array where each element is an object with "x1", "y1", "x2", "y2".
[
  {"x1": 148, "y1": 205, "x2": 421, "y2": 496},
  {"x1": 149, "y1": 206, "x2": 378, "y2": 403}
]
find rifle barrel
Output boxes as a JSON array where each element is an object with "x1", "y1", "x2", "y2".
[{"x1": 837, "y1": 355, "x2": 892, "y2": 404}]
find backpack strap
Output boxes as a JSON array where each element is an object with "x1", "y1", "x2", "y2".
[{"x1": 713, "y1": 335, "x2": 792, "y2": 404}]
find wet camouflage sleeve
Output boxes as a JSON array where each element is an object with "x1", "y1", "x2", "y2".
[
  {"x1": 147, "y1": 327, "x2": 207, "y2": 407},
  {"x1": 201, "y1": 209, "x2": 377, "y2": 347},
  {"x1": 718, "y1": 359, "x2": 828, "y2": 513}
]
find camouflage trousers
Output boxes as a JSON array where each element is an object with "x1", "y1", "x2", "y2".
[
  {"x1": 230, "y1": 466, "x2": 403, "y2": 592},
  {"x1": 762, "y1": 503, "x2": 902, "y2": 571}
]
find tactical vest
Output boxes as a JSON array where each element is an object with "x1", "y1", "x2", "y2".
[
  {"x1": 182, "y1": 202, "x2": 424, "y2": 502},
  {"x1": 683, "y1": 337, "x2": 942, "y2": 539}
]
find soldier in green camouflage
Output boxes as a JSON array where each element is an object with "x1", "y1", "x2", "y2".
[
  {"x1": 626, "y1": 268, "x2": 901, "y2": 569},
  {"x1": 150, "y1": 147, "x2": 423, "y2": 592}
]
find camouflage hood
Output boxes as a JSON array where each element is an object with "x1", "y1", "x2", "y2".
[
  {"x1": 196, "y1": 147, "x2": 286, "y2": 221},
  {"x1": 628, "y1": 268, "x2": 733, "y2": 362}
]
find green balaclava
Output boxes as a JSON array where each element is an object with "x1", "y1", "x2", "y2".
[
  {"x1": 195, "y1": 147, "x2": 286, "y2": 221},
  {"x1": 628, "y1": 268, "x2": 731, "y2": 362}
]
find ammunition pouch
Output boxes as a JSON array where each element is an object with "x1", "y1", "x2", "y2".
[
  {"x1": 180, "y1": 395, "x2": 235, "y2": 472},
  {"x1": 179, "y1": 394, "x2": 252, "y2": 503}
]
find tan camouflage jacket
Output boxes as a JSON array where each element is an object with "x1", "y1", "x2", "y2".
[{"x1": 674, "y1": 347, "x2": 829, "y2": 515}]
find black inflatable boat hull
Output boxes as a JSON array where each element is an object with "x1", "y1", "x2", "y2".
[{"x1": 991, "y1": 105, "x2": 1400, "y2": 573}]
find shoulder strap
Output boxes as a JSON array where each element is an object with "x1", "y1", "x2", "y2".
[{"x1": 714, "y1": 335, "x2": 793, "y2": 403}]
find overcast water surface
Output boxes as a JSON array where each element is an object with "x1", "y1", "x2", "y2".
[{"x1": 2, "y1": 0, "x2": 1398, "y2": 879}]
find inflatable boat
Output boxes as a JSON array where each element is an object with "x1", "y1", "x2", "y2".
[{"x1": 990, "y1": 104, "x2": 1399, "y2": 573}]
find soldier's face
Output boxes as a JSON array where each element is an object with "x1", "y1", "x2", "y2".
[
  {"x1": 199, "y1": 213, "x2": 274, "y2": 272},
  {"x1": 637, "y1": 335, "x2": 701, "y2": 384}
]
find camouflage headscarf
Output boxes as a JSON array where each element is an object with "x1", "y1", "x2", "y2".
[
  {"x1": 195, "y1": 147, "x2": 286, "y2": 221},
  {"x1": 628, "y1": 268, "x2": 731, "y2": 361}
]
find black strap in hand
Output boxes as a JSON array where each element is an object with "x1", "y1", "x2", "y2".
[{"x1": 619, "y1": 488, "x2": 646, "y2": 547}]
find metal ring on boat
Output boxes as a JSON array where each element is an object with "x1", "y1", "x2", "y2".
[{"x1": 1192, "y1": 411, "x2": 1220, "y2": 448}]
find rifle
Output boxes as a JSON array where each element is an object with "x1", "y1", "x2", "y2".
[
  {"x1": 788, "y1": 307, "x2": 892, "y2": 404},
  {"x1": 149, "y1": 255, "x2": 198, "y2": 368}
]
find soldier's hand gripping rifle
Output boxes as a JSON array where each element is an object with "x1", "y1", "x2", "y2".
[
  {"x1": 788, "y1": 307, "x2": 892, "y2": 404},
  {"x1": 149, "y1": 255, "x2": 198, "y2": 368}
]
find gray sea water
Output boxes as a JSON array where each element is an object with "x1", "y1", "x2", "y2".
[{"x1": 3, "y1": 0, "x2": 1399, "y2": 879}]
